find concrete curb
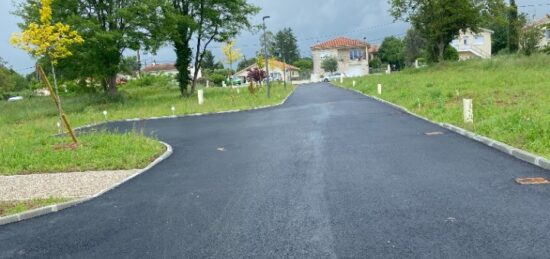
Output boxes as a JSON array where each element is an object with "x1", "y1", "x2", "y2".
[
  {"x1": 73, "y1": 86, "x2": 297, "y2": 132},
  {"x1": 0, "y1": 142, "x2": 173, "y2": 226},
  {"x1": 336, "y1": 84, "x2": 550, "y2": 171}
]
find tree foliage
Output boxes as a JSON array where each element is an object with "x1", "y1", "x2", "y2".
[
  {"x1": 201, "y1": 50, "x2": 216, "y2": 71},
  {"x1": 378, "y1": 36, "x2": 405, "y2": 69},
  {"x1": 222, "y1": 40, "x2": 243, "y2": 72},
  {"x1": 390, "y1": 0, "x2": 480, "y2": 62},
  {"x1": 520, "y1": 26, "x2": 543, "y2": 56},
  {"x1": 403, "y1": 28, "x2": 426, "y2": 65},
  {"x1": 507, "y1": 0, "x2": 520, "y2": 53},
  {"x1": 163, "y1": 0, "x2": 259, "y2": 96},
  {"x1": 273, "y1": 28, "x2": 300, "y2": 64},
  {"x1": 15, "y1": 0, "x2": 166, "y2": 95},
  {"x1": 321, "y1": 57, "x2": 338, "y2": 74}
]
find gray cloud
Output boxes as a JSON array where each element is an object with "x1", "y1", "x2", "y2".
[{"x1": 1, "y1": 0, "x2": 549, "y2": 71}]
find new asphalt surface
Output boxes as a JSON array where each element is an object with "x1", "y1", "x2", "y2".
[{"x1": 1, "y1": 83, "x2": 549, "y2": 258}]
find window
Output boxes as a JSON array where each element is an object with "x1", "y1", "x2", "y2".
[
  {"x1": 463, "y1": 37, "x2": 468, "y2": 46},
  {"x1": 349, "y1": 49, "x2": 366, "y2": 60},
  {"x1": 475, "y1": 36, "x2": 485, "y2": 45}
]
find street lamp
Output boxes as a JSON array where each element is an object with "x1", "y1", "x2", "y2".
[{"x1": 262, "y1": 15, "x2": 271, "y2": 98}]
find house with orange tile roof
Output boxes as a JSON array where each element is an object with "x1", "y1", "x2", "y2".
[
  {"x1": 142, "y1": 63, "x2": 202, "y2": 79},
  {"x1": 311, "y1": 37, "x2": 370, "y2": 81},
  {"x1": 234, "y1": 60, "x2": 300, "y2": 83}
]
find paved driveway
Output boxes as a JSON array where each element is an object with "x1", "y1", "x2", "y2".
[{"x1": 1, "y1": 83, "x2": 549, "y2": 258}]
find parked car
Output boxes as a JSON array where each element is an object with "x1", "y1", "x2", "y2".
[
  {"x1": 7, "y1": 96, "x2": 24, "y2": 102},
  {"x1": 225, "y1": 76, "x2": 242, "y2": 86},
  {"x1": 322, "y1": 73, "x2": 343, "y2": 82}
]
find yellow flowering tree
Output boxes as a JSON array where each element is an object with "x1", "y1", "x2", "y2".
[
  {"x1": 11, "y1": 0, "x2": 84, "y2": 95},
  {"x1": 10, "y1": 0, "x2": 83, "y2": 145},
  {"x1": 222, "y1": 40, "x2": 244, "y2": 86}
]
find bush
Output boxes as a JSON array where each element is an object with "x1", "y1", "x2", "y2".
[
  {"x1": 444, "y1": 46, "x2": 459, "y2": 61},
  {"x1": 207, "y1": 73, "x2": 226, "y2": 86}
]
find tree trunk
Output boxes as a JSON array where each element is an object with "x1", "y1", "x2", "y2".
[
  {"x1": 437, "y1": 41, "x2": 445, "y2": 62},
  {"x1": 107, "y1": 74, "x2": 118, "y2": 95}
]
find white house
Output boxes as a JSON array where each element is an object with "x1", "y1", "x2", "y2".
[
  {"x1": 142, "y1": 63, "x2": 202, "y2": 79},
  {"x1": 234, "y1": 60, "x2": 300, "y2": 84},
  {"x1": 451, "y1": 28, "x2": 493, "y2": 60},
  {"x1": 528, "y1": 15, "x2": 550, "y2": 48},
  {"x1": 311, "y1": 37, "x2": 370, "y2": 81}
]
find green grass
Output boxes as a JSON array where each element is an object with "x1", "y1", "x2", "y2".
[
  {"x1": 0, "y1": 198, "x2": 69, "y2": 217},
  {"x1": 337, "y1": 54, "x2": 550, "y2": 159},
  {"x1": 0, "y1": 79, "x2": 295, "y2": 175}
]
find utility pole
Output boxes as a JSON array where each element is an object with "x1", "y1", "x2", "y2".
[
  {"x1": 262, "y1": 16, "x2": 271, "y2": 98},
  {"x1": 280, "y1": 42, "x2": 287, "y2": 89}
]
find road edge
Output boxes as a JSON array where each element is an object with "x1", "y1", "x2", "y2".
[
  {"x1": 335, "y1": 84, "x2": 550, "y2": 171},
  {"x1": 73, "y1": 86, "x2": 297, "y2": 132},
  {"x1": 0, "y1": 141, "x2": 174, "y2": 226}
]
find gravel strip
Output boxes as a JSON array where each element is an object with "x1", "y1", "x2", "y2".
[{"x1": 0, "y1": 170, "x2": 139, "y2": 201}]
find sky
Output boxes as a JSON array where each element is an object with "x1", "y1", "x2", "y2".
[{"x1": 1, "y1": 0, "x2": 549, "y2": 74}]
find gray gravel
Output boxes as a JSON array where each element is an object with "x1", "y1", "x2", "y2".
[{"x1": 0, "y1": 170, "x2": 139, "y2": 201}]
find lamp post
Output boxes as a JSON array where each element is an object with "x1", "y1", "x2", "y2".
[
  {"x1": 262, "y1": 15, "x2": 271, "y2": 98},
  {"x1": 280, "y1": 41, "x2": 287, "y2": 89}
]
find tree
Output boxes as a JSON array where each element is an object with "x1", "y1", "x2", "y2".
[
  {"x1": 11, "y1": 0, "x2": 84, "y2": 97},
  {"x1": 163, "y1": 0, "x2": 259, "y2": 96},
  {"x1": 292, "y1": 58, "x2": 313, "y2": 71},
  {"x1": 378, "y1": 36, "x2": 405, "y2": 69},
  {"x1": 321, "y1": 57, "x2": 338, "y2": 74},
  {"x1": 237, "y1": 57, "x2": 257, "y2": 71},
  {"x1": 259, "y1": 30, "x2": 276, "y2": 57},
  {"x1": 390, "y1": 0, "x2": 480, "y2": 62},
  {"x1": 273, "y1": 28, "x2": 300, "y2": 64},
  {"x1": 222, "y1": 40, "x2": 243, "y2": 86},
  {"x1": 519, "y1": 26, "x2": 543, "y2": 56},
  {"x1": 201, "y1": 50, "x2": 216, "y2": 71},
  {"x1": 507, "y1": 0, "x2": 520, "y2": 53},
  {"x1": 478, "y1": 0, "x2": 508, "y2": 54},
  {"x1": 403, "y1": 28, "x2": 426, "y2": 65},
  {"x1": 15, "y1": 0, "x2": 166, "y2": 95},
  {"x1": 119, "y1": 56, "x2": 140, "y2": 76}
]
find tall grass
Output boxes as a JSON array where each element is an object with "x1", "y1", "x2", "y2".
[{"x1": 338, "y1": 54, "x2": 550, "y2": 158}]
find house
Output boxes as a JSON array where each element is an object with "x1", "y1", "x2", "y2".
[
  {"x1": 450, "y1": 28, "x2": 493, "y2": 60},
  {"x1": 311, "y1": 37, "x2": 370, "y2": 81},
  {"x1": 142, "y1": 63, "x2": 202, "y2": 79},
  {"x1": 368, "y1": 44, "x2": 380, "y2": 61},
  {"x1": 528, "y1": 15, "x2": 550, "y2": 48},
  {"x1": 234, "y1": 60, "x2": 300, "y2": 84}
]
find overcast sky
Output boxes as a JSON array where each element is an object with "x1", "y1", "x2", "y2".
[{"x1": 1, "y1": 0, "x2": 549, "y2": 74}]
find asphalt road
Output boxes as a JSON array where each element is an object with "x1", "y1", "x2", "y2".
[{"x1": 1, "y1": 83, "x2": 550, "y2": 258}]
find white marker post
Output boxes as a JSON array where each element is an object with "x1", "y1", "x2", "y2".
[
  {"x1": 206, "y1": 80, "x2": 210, "y2": 88},
  {"x1": 377, "y1": 84, "x2": 382, "y2": 95},
  {"x1": 198, "y1": 89, "x2": 204, "y2": 105},
  {"x1": 353, "y1": 80, "x2": 356, "y2": 87},
  {"x1": 386, "y1": 65, "x2": 391, "y2": 74},
  {"x1": 103, "y1": 110, "x2": 108, "y2": 120},
  {"x1": 222, "y1": 81, "x2": 227, "y2": 88},
  {"x1": 340, "y1": 74, "x2": 344, "y2": 84},
  {"x1": 463, "y1": 99, "x2": 474, "y2": 123},
  {"x1": 171, "y1": 106, "x2": 176, "y2": 116},
  {"x1": 414, "y1": 59, "x2": 419, "y2": 69},
  {"x1": 57, "y1": 121, "x2": 62, "y2": 134}
]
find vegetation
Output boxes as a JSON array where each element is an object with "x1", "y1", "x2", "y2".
[
  {"x1": 378, "y1": 36, "x2": 406, "y2": 70},
  {"x1": 520, "y1": 26, "x2": 543, "y2": 56},
  {"x1": 222, "y1": 40, "x2": 244, "y2": 82},
  {"x1": 0, "y1": 77, "x2": 295, "y2": 175},
  {"x1": 321, "y1": 58, "x2": 338, "y2": 74},
  {"x1": 390, "y1": 0, "x2": 480, "y2": 62},
  {"x1": 273, "y1": 28, "x2": 300, "y2": 64},
  {"x1": 337, "y1": 54, "x2": 550, "y2": 159},
  {"x1": 507, "y1": 0, "x2": 520, "y2": 53},
  {"x1": 0, "y1": 58, "x2": 29, "y2": 98},
  {"x1": 0, "y1": 198, "x2": 69, "y2": 217}
]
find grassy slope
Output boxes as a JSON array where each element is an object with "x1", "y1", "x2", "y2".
[
  {"x1": 337, "y1": 54, "x2": 550, "y2": 159},
  {"x1": 0, "y1": 80, "x2": 295, "y2": 175}
]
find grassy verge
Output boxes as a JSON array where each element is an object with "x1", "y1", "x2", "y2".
[
  {"x1": 0, "y1": 80, "x2": 295, "y2": 175},
  {"x1": 336, "y1": 54, "x2": 550, "y2": 159},
  {"x1": 0, "y1": 198, "x2": 69, "y2": 217}
]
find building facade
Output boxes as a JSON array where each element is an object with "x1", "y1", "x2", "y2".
[
  {"x1": 451, "y1": 28, "x2": 493, "y2": 60},
  {"x1": 311, "y1": 37, "x2": 370, "y2": 81}
]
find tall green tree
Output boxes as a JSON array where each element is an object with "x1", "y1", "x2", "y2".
[
  {"x1": 390, "y1": 0, "x2": 481, "y2": 62},
  {"x1": 378, "y1": 36, "x2": 405, "y2": 69},
  {"x1": 15, "y1": 0, "x2": 166, "y2": 95},
  {"x1": 259, "y1": 30, "x2": 276, "y2": 57},
  {"x1": 478, "y1": 0, "x2": 508, "y2": 54},
  {"x1": 163, "y1": 0, "x2": 258, "y2": 96},
  {"x1": 273, "y1": 28, "x2": 300, "y2": 64},
  {"x1": 507, "y1": 0, "x2": 520, "y2": 53},
  {"x1": 403, "y1": 28, "x2": 426, "y2": 65},
  {"x1": 201, "y1": 50, "x2": 216, "y2": 70}
]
